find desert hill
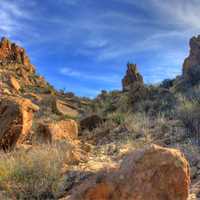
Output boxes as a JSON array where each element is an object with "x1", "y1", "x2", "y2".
[{"x1": 0, "y1": 36, "x2": 200, "y2": 199}]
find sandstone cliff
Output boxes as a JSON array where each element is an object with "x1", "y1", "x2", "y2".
[{"x1": 182, "y1": 35, "x2": 200, "y2": 85}]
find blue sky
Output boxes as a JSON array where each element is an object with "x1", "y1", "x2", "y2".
[{"x1": 1, "y1": 0, "x2": 200, "y2": 97}]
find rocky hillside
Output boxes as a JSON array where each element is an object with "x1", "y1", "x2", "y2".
[
  {"x1": 0, "y1": 36, "x2": 200, "y2": 199},
  {"x1": 0, "y1": 37, "x2": 50, "y2": 95},
  {"x1": 0, "y1": 37, "x2": 91, "y2": 150}
]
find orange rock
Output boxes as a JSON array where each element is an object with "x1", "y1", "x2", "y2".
[
  {"x1": 56, "y1": 99, "x2": 79, "y2": 118},
  {"x1": 0, "y1": 37, "x2": 32, "y2": 69},
  {"x1": 0, "y1": 97, "x2": 39, "y2": 149},
  {"x1": 36, "y1": 119, "x2": 78, "y2": 143},
  {"x1": 68, "y1": 144, "x2": 190, "y2": 200},
  {"x1": 0, "y1": 37, "x2": 36, "y2": 76},
  {"x1": 9, "y1": 76, "x2": 21, "y2": 91}
]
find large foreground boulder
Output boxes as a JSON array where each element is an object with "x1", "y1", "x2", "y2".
[
  {"x1": 36, "y1": 119, "x2": 78, "y2": 143},
  {"x1": 67, "y1": 144, "x2": 190, "y2": 200},
  {"x1": 0, "y1": 97, "x2": 39, "y2": 149}
]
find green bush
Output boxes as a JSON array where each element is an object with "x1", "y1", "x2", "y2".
[{"x1": 108, "y1": 112, "x2": 125, "y2": 125}]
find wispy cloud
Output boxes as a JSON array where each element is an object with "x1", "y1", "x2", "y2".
[
  {"x1": 1, "y1": 0, "x2": 199, "y2": 96},
  {"x1": 152, "y1": 0, "x2": 200, "y2": 30},
  {"x1": 0, "y1": 1, "x2": 28, "y2": 36},
  {"x1": 60, "y1": 67, "x2": 120, "y2": 84}
]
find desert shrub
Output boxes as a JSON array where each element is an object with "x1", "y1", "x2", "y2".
[
  {"x1": 89, "y1": 91, "x2": 122, "y2": 117},
  {"x1": 115, "y1": 93, "x2": 129, "y2": 113},
  {"x1": 128, "y1": 82, "x2": 147, "y2": 107},
  {"x1": 61, "y1": 114, "x2": 79, "y2": 121},
  {"x1": 135, "y1": 86, "x2": 176, "y2": 117},
  {"x1": 124, "y1": 112, "x2": 150, "y2": 135},
  {"x1": 0, "y1": 142, "x2": 76, "y2": 199},
  {"x1": 160, "y1": 78, "x2": 174, "y2": 89},
  {"x1": 81, "y1": 119, "x2": 117, "y2": 144},
  {"x1": 177, "y1": 94, "x2": 200, "y2": 145},
  {"x1": 108, "y1": 112, "x2": 125, "y2": 125}
]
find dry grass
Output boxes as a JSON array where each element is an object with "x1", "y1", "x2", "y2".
[
  {"x1": 124, "y1": 112, "x2": 151, "y2": 134},
  {"x1": 177, "y1": 94, "x2": 200, "y2": 144},
  {"x1": 0, "y1": 141, "x2": 79, "y2": 199}
]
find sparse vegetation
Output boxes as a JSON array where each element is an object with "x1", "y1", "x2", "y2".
[
  {"x1": 0, "y1": 142, "x2": 78, "y2": 199},
  {"x1": 177, "y1": 93, "x2": 200, "y2": 145},
  {"x1": 1, "y1": 31, "x2": 200, "y2": 199}
]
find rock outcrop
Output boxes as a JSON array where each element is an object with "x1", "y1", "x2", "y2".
[
  {"x1": 183, "y1": 35, "x2": 200, "y2": 85},
  {"x1": 39, "y1": 94, "x2": 79, "y2": 117},
  {"x1": 36, "y1": 120, "x2": 78, "y2": 143},
  {"x1": 0, "y1": 37, "x2": 34, "y2": 71},
  {"x1": 0, "y1": 97, "x2": 39, "y2": 149},
  {"x1": 122, "y1": 63, "x2": 143, "y2": 91},
  {"x1": 0, "y1": 37, "x2": 51, "y2": 95},
  {"x1": 67, "y1": 144, "x2": 190, "y2": 200}
]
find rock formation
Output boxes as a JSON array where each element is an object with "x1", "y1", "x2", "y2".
[
  {"x1": 0, "y1": 37, "x2": 50, "y2": 95},
  {"x1": 0, "y1": 97, "x2": 39, "y2": 149},
  {"x1": 122, "y1": 63, "x2": 143, "y2": 91},
  {"x1": 183, "y1": 35, "x2": 200, "y2": 85},
  {"x1": 0, "y1": 36, "x2": 196, "y2": 199},
  {"x1": 0, "y1": 37, "x2": 82, "y2": 149},
  {"x1": 36, "y1": 120, "x2": 78, "y2": 143},
  {"x1": 0, "y1": 37, "x2": 34, "y2": 71},
  {"x1": 67, "y1": 144, "x2": 190, "y2": 200}
]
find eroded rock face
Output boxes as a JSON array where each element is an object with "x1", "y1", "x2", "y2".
[
  {"x1": 0, "y1": 97, "x2": 39, "y2": 150},
  {"x1": 183, "y1": 35, "x2": 200, "y2": 84},
  {"x1": 122, "y1": 63, "x2": 143, "y2": 91},
  {"x1": 36, "y1": 120, "x2": 78, "y2": 143},
  {"x1": 0, "y1": 37, "x2": 51, "y2": 95},
  {"x1": 0, "y1": 37, "x2": 33, "y2": 70},
  {"x1": 68, "y1": 145, "x2": 190, "y2": 200}
]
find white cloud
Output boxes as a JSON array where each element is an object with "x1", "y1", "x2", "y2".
[
  {"x1": 60, "y1": 67, "x2": 120, "y2": 84},
  {"x1": 0, "y1": 1, "x2": 30, "y2": 38},
  {"x1": 152, "y1": 0, "x2": 200, "y2": 30},
  {"x1": 1, "y1": 0, "x2": 199, "y2": 96}
]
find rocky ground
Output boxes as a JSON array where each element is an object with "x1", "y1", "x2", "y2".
[{"x1": 0, "y1": 36, "x2": 200, "y2": 199}]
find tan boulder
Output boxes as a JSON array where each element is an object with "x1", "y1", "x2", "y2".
[
  {"x1": 68, "y1": 144, "x2": 190, "y2": 200},
  {"x1": 36, "y1": 119, "x2": 78, "y2": 143},
  {"x1": 39, "y1": 95, "x2": 79, "y2": 117},
  {"x1": 9, "y1": 76, "x2": 21, "y2": 91},
  {"x1": 0, "y1": 97, "x2": 39, "y2": 149},
  {"x1": 56, "y1": 99, "x2": 79, "y2": 118}
]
